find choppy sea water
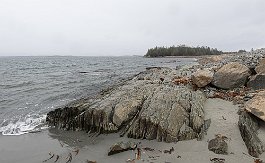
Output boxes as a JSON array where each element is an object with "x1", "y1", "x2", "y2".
[{"x1": 0, "y1": 56, "x2": 196, "y2": 135}]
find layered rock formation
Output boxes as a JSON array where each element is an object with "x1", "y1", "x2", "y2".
[{"x1": 47, "y1": 67, "x2": 207, "y2": 143}]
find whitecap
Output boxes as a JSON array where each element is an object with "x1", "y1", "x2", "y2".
[{"x1": 0, "y1": 114, "x2": 47, "y2": 136}]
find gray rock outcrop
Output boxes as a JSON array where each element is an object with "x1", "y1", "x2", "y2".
[
  {"x1": 212, "y1": 62, "x2": 251, "y2": 89},
  {"x1": 238, "y1": 112, "x2": 264, "y2": 157},
  {"x1": 47, "y1": 67, "x2": 207, "y2": 143}
]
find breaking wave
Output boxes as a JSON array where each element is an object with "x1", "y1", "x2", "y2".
[{"x1": 0, "y1": 114, "x2": 47, "y2": 136}]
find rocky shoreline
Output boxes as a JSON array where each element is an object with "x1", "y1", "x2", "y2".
[{"x1": 47, "y1": 48, "x2": 265, "y2": 161}]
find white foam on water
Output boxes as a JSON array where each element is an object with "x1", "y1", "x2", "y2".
[{"x1": 0, "y1": 114, "x2": 47, "y2": 136}]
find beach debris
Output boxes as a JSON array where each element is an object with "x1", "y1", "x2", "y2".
[
  {"x1": 210, "y1": 157, "x2": 225, "y2": 163},
  {"x1": 43, "y1": 152, "x2": 55, "y2": 162},
  {"x1": 163, "y1": 147, "x2": 174, "y2": 154},
  {"x1": 66, "y1": 153, "x2": 72, "y2": 163},
  {"x1": 172, "y1": 76, "x2": 190, "y2": 85},
  {"x1": 79, "y1": 71, "x2": 89, "y2": 74},
  {"x1": 142, "y1": 147, "x2": 155, "y2": 152},
  {"x1": 222, "y1": 116, "x2": 226, "y2": 120},
  {"x1": 54, "y1": 155, "x2": 59, "y2": 162},
  {"x1": 208, "y1": 137, "x2": 228, "y2": 155},
  {"x1": 86, "y1": 160, "x2": 97, "y2": 163},
  {"x1": 177, "y1": 155, "x2": 181, "y2": 158},
  {"x1": 136, "y1": 148, "x2": 141, "y2": 160},
  {"x1": 126, "y1": 159, "x2": 136, "y2": 163},
  {"x1": 72, "y1": 148, "x2": 79, "y2": 156},
  {"x1": 108, "y1": 141, "x2": 137, "y2": 156},
  {"x1": 254, "y1": 159, "x2": 263, "y2": 163}
]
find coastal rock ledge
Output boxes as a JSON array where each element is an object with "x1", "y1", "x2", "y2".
[{"x1": 47, "y1": 67, "x2": 207, "y2": 142}]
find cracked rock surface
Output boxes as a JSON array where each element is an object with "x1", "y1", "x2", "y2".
[{"x1": 47, "y1": 67, "x2": 207, "y2": 142}]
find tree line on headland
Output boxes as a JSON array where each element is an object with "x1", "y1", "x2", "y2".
[{"x1": 144, "y1": 45, "x2": 223, "y2": 57}]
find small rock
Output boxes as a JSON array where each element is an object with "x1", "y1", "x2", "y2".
[
  {"x1": 108, "y1": 141, "x2": 137, "y2": 156},
  {"x1": 210, "y1": 158, "x2": 225, "y2": 163},
  {"x1": 208, "y1": 137, "x2": 228, "y2": 155},
  {"x1": 163, "y1": 147, "x2": 174, "y2": 154},
  {"x1": 86, "y1": 161, "x2": 97, "y2": 163},
  {"x1": 191, "y1": 69, "x2": 213, "y2": 87}
]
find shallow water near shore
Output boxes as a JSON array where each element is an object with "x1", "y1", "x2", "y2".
[{"x1": 0, "y1": 56, "x2": 196, "y2": 135}]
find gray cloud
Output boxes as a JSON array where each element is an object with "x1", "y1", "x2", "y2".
[{"x1": 0, "y1": 0, "x2": 264, "y2": 56}]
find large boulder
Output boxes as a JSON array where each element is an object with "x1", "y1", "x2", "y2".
[
  {"x1": 248, "y1": 74, "x2": 265, "y2": 90},
  {"x1": 212, "y1": 62, "x2": 251, "y2": 89},
  {"x1": 255, "y1": 58, "x2": 265, "y2": 74},
  {"x1": 245, "y1": 90, "x2": 265, "y2": 121},
  {"x1": 191, "y1": 69, "x2": 213, "y2": 87},
  {"x1": 247, "y1": 58, "x2": 265, "y2": 90}
]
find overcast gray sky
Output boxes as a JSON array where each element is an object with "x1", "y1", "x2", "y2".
[{"x1": 0, "y1": 0, "x2": 264, "y2": 56}]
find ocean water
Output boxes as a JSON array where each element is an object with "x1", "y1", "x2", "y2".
[{"x1": 0, "y1": 56, "x2": 196, "y2": 135}]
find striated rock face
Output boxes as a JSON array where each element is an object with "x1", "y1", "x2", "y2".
[
  {"x1": 245, "y1": 90, "x2": 265, "y2": 121},
  {"x1": 238, "y1": 112, "x2": 264, "y2": 157},
  {"x1": 212, "y1": 62, "x2": 251, "y2": 89},
  {"x1": 47, "y1": 67, "x2": 207, "y2": 143},
  {"x1": 191, "y1": 69, "x2": 213, "y2": 87}
]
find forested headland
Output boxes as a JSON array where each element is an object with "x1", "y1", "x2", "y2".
[{"x1": 144, "y1": 45, "x2": 223, "y2": 57}]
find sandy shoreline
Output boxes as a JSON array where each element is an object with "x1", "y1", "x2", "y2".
[{"x1": 0, "y1": 99, "x2": 263, "y2": 163}]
